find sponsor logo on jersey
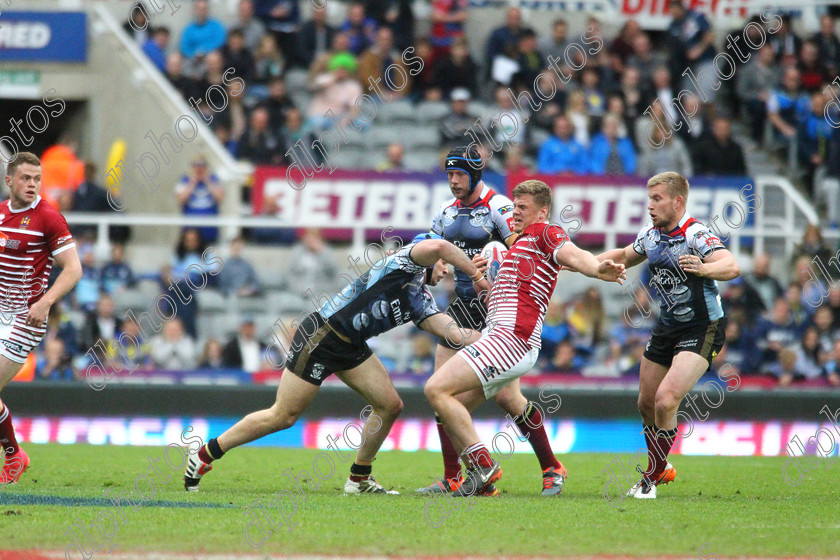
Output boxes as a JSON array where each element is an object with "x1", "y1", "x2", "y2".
[
  {"x1": 311, "y1": 362, "x2": 325, "y2": 380},
  {"x1": 19, "y1": 217, "x2": 30, "y2": 230},
  {"x1": 0, "y1": 233, "x2": 20, "y2": 252},
  {"x1": 466, "y1": 346, "x2": 480, "y2": 358},
  {"x1": 57, "y1": 234, "x2": 73, "y2": 245},
  {"x1": 482, "y1": 366, "x2": 498, "y2": 381},
  {"x1": 390, "y1": 299, "x2": 404, "y2": 325},
  {"x1": 0, "y1": 340, "x2": 22, "y2": 353},
  {"x1": 498, "y1": 205, "x2": 513, "y2": 215},
  {"x1": 675, "y1": 338, "x2": 698, "y2": 349}
]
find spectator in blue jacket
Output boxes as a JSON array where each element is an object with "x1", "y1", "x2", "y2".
[
  {"x1": 142, "y1": 26, "x2": 170, "y2": 73},
  {"x1": 180, "y1": 0, "x2": 227, "y2": 59},
  {"x1": 587, "y1": 114, "x2": 637, "y2": 175},
  {"x1": 537, "y1": 115, "x2": 588, "y2": 175}
]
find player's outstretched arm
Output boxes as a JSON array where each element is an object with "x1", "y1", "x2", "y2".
[
  {"x1": 411, "y1": 239, "x2": 491, "y2": 295},
  {"x1": 417, "y1": 313, "x2": 481, "y2": 350},
  {"x1": 597, "y1": 244, "x2": 646, "y2": 268},
  {"x1": 554, "y1": 242, "x2": 626, "y2": 284},
  {"x1": 678, "y1": 249, "x2": 740, "y2": 281},
  {"x1": 26, "y1": 246, "x2": 82, "y2": 327}
]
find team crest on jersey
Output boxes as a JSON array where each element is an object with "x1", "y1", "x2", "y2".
[
  {"x1": 19, "y1": 217, "x2": 30, "y2": 230},
  {"x1": 645, "y1": 228, "x2": 660, "y2": 250},
  {"x1": 469, "y1": 206, "x2": 490, "y2": 226},
  {"x1": 311, "y1": 363, "x2": 325, "y2": 380},
  {"x1": 442, "y1": 206, "x2": 458, "y2": 226},
  {"x1": 482, "y1": 366, "x2": 498, "y2": 380}
]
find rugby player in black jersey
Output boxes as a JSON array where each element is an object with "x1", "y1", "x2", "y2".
[{"x1": 184, "y1": 234, "x2": 491, "y2": 494}]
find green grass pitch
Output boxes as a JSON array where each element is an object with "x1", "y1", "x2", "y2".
[{"x1": 2, "y1": 443, "x2": 838, "y2": 558}]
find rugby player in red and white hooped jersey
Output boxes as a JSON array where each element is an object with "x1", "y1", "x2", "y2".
[
  {"x1": 425, "y1": 179, "x2": 626, "y2": 495},
  {"x1": 0, "y1": 152, "x2": 82, "y2": 484}
]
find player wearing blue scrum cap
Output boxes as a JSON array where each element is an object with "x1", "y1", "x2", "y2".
[
  {"x1": 418, "y1": 146, "x2": 570, "y2": 497},
  {"x1": 184, "y1": 235, "x2": 490, "y2": 496}
]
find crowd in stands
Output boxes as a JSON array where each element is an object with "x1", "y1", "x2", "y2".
[
  {"x1": 20, "y1": 1, "x2": 840, "y2": 385},
  {"x1": 124, "y1": 0, "x2": 840, "y2": 204},
  {"x1": 24, "y1": 216, "x2": 840, "y2": 387}
]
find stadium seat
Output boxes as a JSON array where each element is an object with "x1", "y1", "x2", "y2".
[
  {"x1": 404, "y1": 152, "x2": 435, "y2": 171},
  {"x1": 409, "y1": 147, "x2": 442, "y2": 169},
  {"x1": 342, "y1": 127, "x2": 368, "y2": 151},
  {"x1": 368, "y1": 125, "x2": 408, "y2": 150},
  {"x1": 416, "y1": 101, "x2": 450, "y2": 122},
  {"x1": 267, "y1": 292, "x2": 310, "y2": 315},
  {"x1": 284, "y1": 69, "x2": 309, "y2": 92},
  {"x1": 331, "y1": 147, "x2": 367, "y2": 169},
  {"x1": 404, "y1": 126, "x2": 440, "y2": 150},
  {"x1": 196, "y1": 289, "x2": 228, "y2": 312},
  {"x1": 230, "y1": 294, "x2": 270, "y2": 314},
  {"x1": 376, "y1": 99, "x2": 415, "y2": 125},
  {"x1": 113, "y1": 288, "x2": 152, "y2": 314}
]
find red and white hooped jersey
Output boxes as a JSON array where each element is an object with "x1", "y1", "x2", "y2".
[
  {"x1": 485, "y1": 222, "x2": 568, "y2": 349},
  {"x1": 0, "y1": 196, "x2": 75, "y2": 313}
]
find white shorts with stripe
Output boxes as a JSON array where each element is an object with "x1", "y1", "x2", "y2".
[
  {"x1": 458, "y1": 330, "x2": 539, "y2": 399},
  {"x1": 0, "y1": 311, "x2": 46, "y2": 364}
]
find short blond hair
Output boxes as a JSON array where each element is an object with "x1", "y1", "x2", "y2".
[
  {"x1": 513, "y1": 179, "x2": 552, "y2": 212},
  {"x1": 647, "y1": 171, "x2": 688, "y2": 201}
]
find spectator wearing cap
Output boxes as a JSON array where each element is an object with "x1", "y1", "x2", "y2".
[
  {"x1": 537, "y1": 114, "x2": 588, "y2": 175},
  {"x1": 175, "y1": 155, "x2": 225, "y2": 243},
  {"x1": 222, "y1": 317, "x2": 266, "y2": 373},
  {"x1": 179, "y1": 0, "x2": 226, "y2": 60},
  {"x1": 307, "y1": 53, "x2": 363, "y2": 131},
  {"x1": 439, "y1": 87, "x2": 476, "y2": 147},
  {"x1": 217, "y1": 238, "x2": 261, "y2": 297}
]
